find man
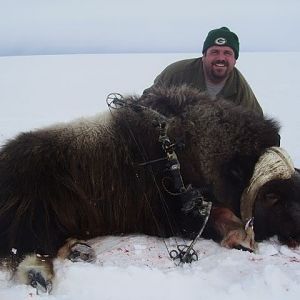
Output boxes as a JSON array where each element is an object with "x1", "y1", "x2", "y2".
[{"x1": 142, "y1": 27, "x2": 263, "y2": 116}]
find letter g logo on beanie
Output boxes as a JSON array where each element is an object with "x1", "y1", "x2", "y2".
[{"x1": 215, "y1": 37, "x2": 227, "y2": 45}]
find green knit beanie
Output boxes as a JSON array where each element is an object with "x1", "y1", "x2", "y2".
[{"x1": 202, "y1": 27, "x2": 239, "y2": 59}]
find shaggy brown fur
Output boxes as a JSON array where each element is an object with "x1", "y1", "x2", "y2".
[{"x1": 1, "y1": 85, "x2": 300, "y2": 290}]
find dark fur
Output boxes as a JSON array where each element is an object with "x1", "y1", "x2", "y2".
[
  {"x1": 0, "y1": 85, "x2": 299, "y2": 261},
  {"x1": 254, "y1": 176, "x2": 300, "y2": 247}
]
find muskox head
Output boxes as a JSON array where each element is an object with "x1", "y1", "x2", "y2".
[{"x1": 241, "y1": 147, "x2": 300, "y2": 247}]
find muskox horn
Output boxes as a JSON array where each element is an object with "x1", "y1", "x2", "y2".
[{"x1": 240, "y1": 147, "x2": 295, "y2": 224}]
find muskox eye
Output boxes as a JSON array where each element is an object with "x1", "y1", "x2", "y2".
[{"x1": 264, "y1": 193, "x2": 279, "y2": 207}]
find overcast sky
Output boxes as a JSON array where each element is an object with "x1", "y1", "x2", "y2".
[{"x1": 0, "y1": 0, "x2": 299, "y2": 56}]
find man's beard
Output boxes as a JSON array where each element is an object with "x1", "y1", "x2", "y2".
[{"x1": 210, "y1": 60, "x2": 229, "y2": 81}]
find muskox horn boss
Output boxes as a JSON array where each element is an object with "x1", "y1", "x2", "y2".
[{"x1": 240, "y1": 146, "x2": 295, "y2": 224}]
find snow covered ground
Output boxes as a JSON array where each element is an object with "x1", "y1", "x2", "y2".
[{"x1": 0, "y1": 52, "x2": 300, "y2": 299}]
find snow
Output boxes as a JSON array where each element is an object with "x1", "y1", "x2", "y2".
[{"x1": 0, "y1": 52, "x2": 300, "y2": 299}]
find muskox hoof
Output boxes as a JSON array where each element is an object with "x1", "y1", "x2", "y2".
[
  {"x1": 28, "y1": 269, "x2": 52, "y2": 294},
  {"x1": 221, "y1": 228, "x2": 257, "y2": 252},
  {"x1": 16, "y1": 254, "x2": 54, "y2": 294},
  {"x1": 68, "y1": 242, "x2": 96, "y2": 263},
  {"x1": 57, "y1": 238, "x2": 96, "y2": 262}
]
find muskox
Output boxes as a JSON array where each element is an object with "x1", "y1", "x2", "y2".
[{"x1": 0, "y1": 85, "x2": 300, "y2": 292}]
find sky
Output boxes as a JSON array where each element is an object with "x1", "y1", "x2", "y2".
[
  {"x1": 1, "y1": 0, "x2": 300, "y2": 56},
  {"x1": 1, "y1": 52, "x2": 300, "y2": 299}
]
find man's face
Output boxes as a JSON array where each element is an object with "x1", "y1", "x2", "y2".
[{"x1": 202, "y1": 46, "x2": 236, "y2": 83}]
